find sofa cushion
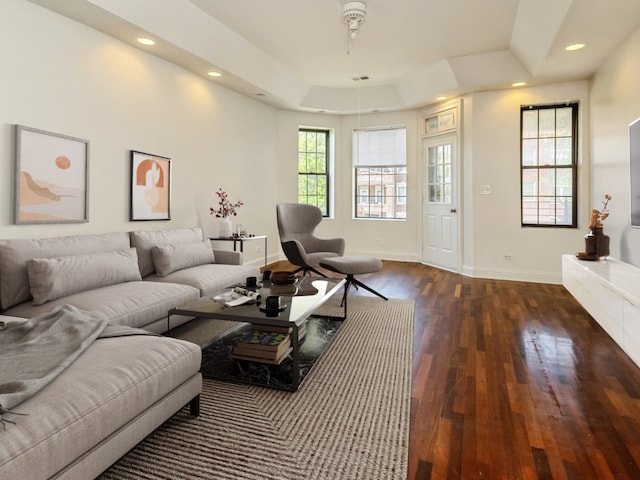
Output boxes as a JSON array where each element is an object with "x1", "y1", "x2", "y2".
[
  {"x1": 4, "y1": 281, "x2": 200, "y2": 332},
  {"x1": 0, "y1": 232, "x2": 130, "y2": 310},
  {"x1": 130, "y1": 227, "x2": 204, "y2": 277},
  {"x1": 151, "y1": 240, "x2": 214, "y2": 277},
  {"x1": 26, "y1": 249, "x2": 142, "y2": 306},
  {"x1": 0, "y1": 334, "x2": 201, "y2": 480},
  {"x1": 144, "y1": 263, "x2": 261, "y2": 297}
]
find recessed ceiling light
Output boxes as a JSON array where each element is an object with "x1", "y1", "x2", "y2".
[
  {"x1": 255, "y1": 93, "x2": 266, "y2": 97},
  {"x1": 436, "y1": 96, "x2": 447, "y2": 101},
  {"x1": 136, "y1": 37, "x2": 155, "y2": 46},
  {"x1": 512, "y1": 82, "x2": 527, "y2": 87},
  {"x1": 207, "y1": 71, "x2": 222, "y2": 78},
  {"x1": 565, "y1": 43, "x2": 585, "y2": 51}
]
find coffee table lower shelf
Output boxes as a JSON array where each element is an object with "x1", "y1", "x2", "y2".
[
  {"x1": 198, "y1": 315, "x2": 344, "y2": 391},
  {"x1": 168, "y1": 277, "x2": 346, "y2": 391}
]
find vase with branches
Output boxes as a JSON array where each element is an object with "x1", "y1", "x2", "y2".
[
  {"x1": 209, "y1": 188, "x2": 243, "y2": 218},
  {"x1": 210, "y1": 188, "x2": 243, "y2": 238},
  {"x1": 585, "y1": 194, "x2": 612, "y2": 258}
]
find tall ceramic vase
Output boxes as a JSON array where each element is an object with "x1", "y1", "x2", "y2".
[
  {"x1": 584, "y1": 227, "x2": 610, "y2": 258},
  {"x1": 218, "y1": 217, "x2": 232, "y2": 238}
]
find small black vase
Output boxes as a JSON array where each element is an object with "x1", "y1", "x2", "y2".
[{"x1": 585, "y1": 227, "x2": 610, "y2": 258}]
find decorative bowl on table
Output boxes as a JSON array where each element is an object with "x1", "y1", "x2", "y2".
[{"x1": 270, "y1": 271, "x2": 298, "y2": 285}]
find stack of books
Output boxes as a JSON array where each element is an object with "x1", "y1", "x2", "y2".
[
  {"x1": 231, "y1": 330, "x2": 292, "y2": 364},
  {"x1": 230, "y1": 322, "x2": 307, "y2": 365},
  {"x1": 254, "y1": 322, "x2": 307, "y2": 341}
]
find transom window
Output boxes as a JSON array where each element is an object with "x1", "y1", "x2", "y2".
[
  {"x1": 353, "y1": 127, "x2": 407, "y2": 219},
  {"x1": 521, "y1": 103, "x2": 578, "y2": 227},
  {"x1": 298, "y1": 128, "x2": 330, "y2": 216}
]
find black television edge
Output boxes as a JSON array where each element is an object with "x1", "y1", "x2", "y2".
[{"x1": 631, "y1": 117, "x2": 640, "y2": 228}]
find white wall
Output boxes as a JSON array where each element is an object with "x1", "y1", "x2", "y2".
[
  {"x1": 590, "y1": 27, "x2": 640, "y2": 268},
  {"x1": 0, "y1": 0, "x2": 278, "y2": 266},
  {"x1": 463, "y1": 82, "x2": 591, "y2": 283}
]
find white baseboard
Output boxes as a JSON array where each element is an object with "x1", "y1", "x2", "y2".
[{"x1": 462, "y1": 265, "x2": 562, "y2": 284}]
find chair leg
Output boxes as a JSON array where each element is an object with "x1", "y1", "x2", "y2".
[
  {"x1": 340, "y1": 278, "x2": 353, "y2": 307},
  {"x1": 349, "y1": 275, "x2": 388, "y2": 301},
  {"x1": 339, "y1": 274, "x2": 388, "y2": 307},
  {"x1": 291, "y1": 266, "x2": 327, "y2": 277}
]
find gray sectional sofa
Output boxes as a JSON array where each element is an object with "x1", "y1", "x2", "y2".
[{"x1": 0, "y1": 227, "x2": 260, "y2": 480}]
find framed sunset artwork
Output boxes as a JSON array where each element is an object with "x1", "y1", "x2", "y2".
[
  {"x1": 14, "y1": 125, "x2": 89, "y2": 224},
  {"x1": 130, "y1": 150, "x2": 171, "y2": 221}
]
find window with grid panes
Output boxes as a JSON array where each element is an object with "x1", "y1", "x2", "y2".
[
  {"x1": 298, "y1": 128, "x2": 330, "y2": 216},
  {"x1": 353, "y1": 127, "x2": 407, "y2": 219},
  {"x1": 521, "y1": 103, "x2": 578, "y2": 227}
]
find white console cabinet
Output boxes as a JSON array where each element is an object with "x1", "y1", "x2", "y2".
[{"x1": 562, "y1": 254, "x2": 640, "y2": 368}]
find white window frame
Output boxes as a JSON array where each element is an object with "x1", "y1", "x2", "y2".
[
  {"x1": 298, "y1": 127, "x2": 334, "y2": 217},
  {"x1": 353, "y1": 126, "x2": 407, "y2": 220}
]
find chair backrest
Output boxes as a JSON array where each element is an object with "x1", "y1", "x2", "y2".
[
  {"x1": 276, "y1": 203, "x2": 345, "y2": 271},
  {"x1": 276, "y1": 203, "x2": 323, "y2": 244}
]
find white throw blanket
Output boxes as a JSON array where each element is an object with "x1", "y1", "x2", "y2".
[{"x1": 0, "y1": 305, "x2": 110, "y2": 428}]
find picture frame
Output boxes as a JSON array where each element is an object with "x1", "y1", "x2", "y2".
[
  {"x1": 14, "y1": 125, "x2": 89, "y2": 224},
  {"x1": 130, "y1": 150, "x2": 171, "y2": 221}
]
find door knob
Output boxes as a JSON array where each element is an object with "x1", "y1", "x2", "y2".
[{"x1": 450, "y1": 208, "x2": 457, "y2": 213}]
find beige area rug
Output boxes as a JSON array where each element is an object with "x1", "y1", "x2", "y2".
[{"x1": 99, "y1": 295, "x2": 414, "y2": 480}]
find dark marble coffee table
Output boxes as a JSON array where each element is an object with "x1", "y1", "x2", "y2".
[{"x1": 168, "y1": 277, "x2": 346, "y2": 391}]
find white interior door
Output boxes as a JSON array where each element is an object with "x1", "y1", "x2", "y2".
[{"x1": 422, "y1": 133, "x2": 459, "y2": 271}]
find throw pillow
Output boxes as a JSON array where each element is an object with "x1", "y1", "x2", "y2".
[
  {"x1": 129, "y1": 227, "x2": 204, "y2": 277},
  {"x1": 27, "y1": 248, "x2": 142, "y2": 306},
  {"x1": 0, "y1": 231, "x2": 130, "y2": 310},
  {"x1": 151, "y1": 240, "x2": 215, "y2": 277}
]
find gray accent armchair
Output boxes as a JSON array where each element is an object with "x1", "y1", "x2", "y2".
[{"x1": 276, "y1": 203, "x2": 345, "y2": 277}]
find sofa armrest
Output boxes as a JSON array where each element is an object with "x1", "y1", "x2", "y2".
[{"x1": 213, "y1": 249, "x2": 243, "y2": 265}]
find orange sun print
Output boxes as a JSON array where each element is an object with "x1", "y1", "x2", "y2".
[{"x1": 55, "y1": 155, "x2": 71, "y2": 169}]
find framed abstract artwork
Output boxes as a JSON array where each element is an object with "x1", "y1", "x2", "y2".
[
  {"x1": 130, "y1": 150, "x2": 171, "y2": 221},
  {"x1": 14, "y1": 125, "x2": 89, "y2": 224}
]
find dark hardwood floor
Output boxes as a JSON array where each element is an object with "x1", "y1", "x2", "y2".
[{"x1": 268, "y1": 259, "x2": 640, "y2": 480}]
